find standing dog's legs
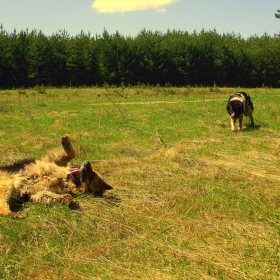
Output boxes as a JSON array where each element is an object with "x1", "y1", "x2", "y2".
[
  {"x1": 238, "y1": 115, "x2": 243, "y2": 131},
  {"x1": 231, "y1": 118, "x2": 236, "y2": 131},
  {"x1": 246, "y1": 107, "x2": 254, "y2": 127},
  {"x1": 244, "y1": 96, "x2": 254, "y2": 128}
]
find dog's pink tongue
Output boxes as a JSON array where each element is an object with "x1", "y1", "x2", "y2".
[
  {"x1": 68, "y1": 167, "x2": 81, "y2": 178},
  {"x1": 230, "y1": 114, "x2": 235, "y2": 119}
]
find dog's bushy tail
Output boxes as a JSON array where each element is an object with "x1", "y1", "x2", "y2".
[
  {"x1": 248, "y1": 95, "x2": 254, "y2": 111},
  {"x1": 0, "y1": 158, "x2": 36, "y2": 173}
]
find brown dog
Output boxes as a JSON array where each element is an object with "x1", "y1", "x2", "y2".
[
  {"x1": 0, "y1": 135, "x2": 113, "y2": 216},
  {"x1": 226, "y1": 92, "x2": 254, "y2": 131}
]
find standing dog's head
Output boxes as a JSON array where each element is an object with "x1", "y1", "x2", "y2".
[{"x1": 227, "y1": 100, "x2": 244, "y2": 119}]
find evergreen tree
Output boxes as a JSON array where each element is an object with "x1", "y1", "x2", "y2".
[{"x1": 0, "y1": 25, "x2": 280, "y2": 88}]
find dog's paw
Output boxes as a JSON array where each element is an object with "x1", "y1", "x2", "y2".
[
  {"x1": 61, "y1": 135, "x2": 70, "y2": 146},
  {"x1": 68, "y1": 200, "x2": 80, "y2": 210}
]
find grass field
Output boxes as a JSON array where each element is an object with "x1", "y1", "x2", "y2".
[{"x1": 0, "y1": 86, "x2": 280, "y2": 279}]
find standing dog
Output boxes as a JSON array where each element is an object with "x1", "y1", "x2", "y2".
[{"x1": 226, "y1": 92, "x2": 254, "y2": 131}]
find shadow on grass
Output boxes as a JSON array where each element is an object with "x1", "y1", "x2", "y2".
[
  {"x1": 103, "y1": 193, "x2": 122, "y2": 207},
  {"x1": 242, "y1": 124, "x2": 261, "y2": 131},
  {"x1": 78, "y1": 192, "x2": 122, "y2": 207}
]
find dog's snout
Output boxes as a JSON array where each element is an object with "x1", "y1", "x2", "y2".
[
  {"x1": 82, "y1": 161, "x2": 90, "y2": 168},
  {"x1": 81, "y1": 161, "x2": 92, "y2": 173}
]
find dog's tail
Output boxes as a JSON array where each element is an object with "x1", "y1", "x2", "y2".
[
  {"x1": 248, "y1": 95, "x2": 254, "y2": 111},
  {"x1": 0, "y1": 158, "x2": 36, "y2": 173}
]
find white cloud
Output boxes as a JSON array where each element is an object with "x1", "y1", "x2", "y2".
[{"x1": 91, "y1": 0, "x2": 179, "y2": 14}]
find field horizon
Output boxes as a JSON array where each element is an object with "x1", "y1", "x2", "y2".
[{"x1": 0, "y1": 86, "x2": 279, "y2": 279}]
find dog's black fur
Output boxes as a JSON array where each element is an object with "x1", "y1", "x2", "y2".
[
  {"x1": 0, "y1": 158, "x2": 36, "y2": 173},
  {"x1": 226, "y1": 92, "x2": 254, "y2": 131}
]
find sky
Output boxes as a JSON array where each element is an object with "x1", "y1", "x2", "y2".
[{"x1": 0, "y1": 0, "x2": 279, "y2": 38}]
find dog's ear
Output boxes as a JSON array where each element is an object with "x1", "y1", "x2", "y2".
[
  {"x1": 227, "y1": 103, "x2": 233, "y2": 115},
  {"x1": 104, "y1": 183, "x2": 113, "y2": 190}
]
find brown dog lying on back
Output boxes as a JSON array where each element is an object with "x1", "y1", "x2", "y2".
[
  {"x1": 0, "y1": 135, "x2": 113, "y2": 216},
  {"x1": 226, "y1": 92, "x2": 254, "y2": 131}
]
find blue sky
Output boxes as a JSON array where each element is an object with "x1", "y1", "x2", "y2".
[{"x1": 0, "y1": 0, "x2": 279, "y2": 38}]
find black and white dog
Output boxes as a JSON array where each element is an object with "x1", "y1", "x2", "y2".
[{"x1": 226, "y1": 92, "x2": 254, "y2": 131}]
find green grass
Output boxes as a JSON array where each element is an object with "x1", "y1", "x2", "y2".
[{"x1": 0, "y1": 86, "x2": 280, "y2": 279}]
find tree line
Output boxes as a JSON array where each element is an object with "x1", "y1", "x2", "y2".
[{"x1": 0, "y1": 25, "x2": 280, "y2": 89}]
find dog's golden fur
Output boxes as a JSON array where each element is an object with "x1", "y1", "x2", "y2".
[{"x1": 0, "y1": 135, "x2": 113, "y2": 216}]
